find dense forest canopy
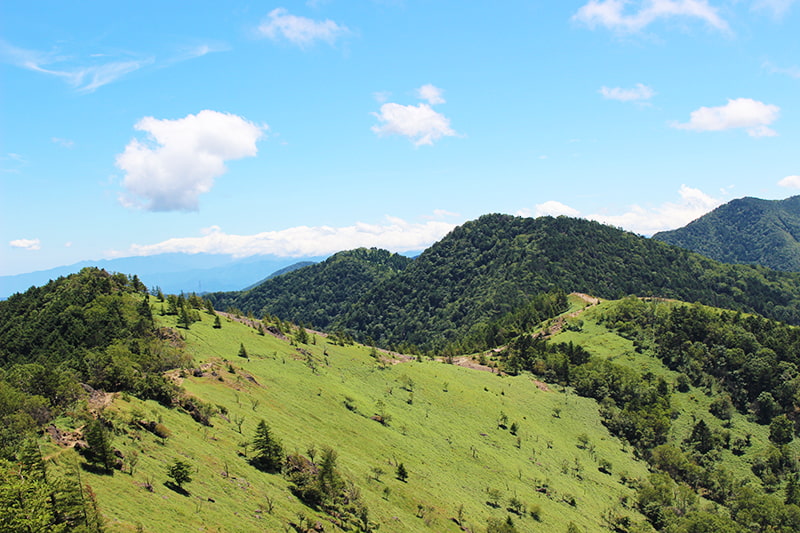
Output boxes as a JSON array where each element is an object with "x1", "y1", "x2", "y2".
[
  {"x1": 207, "y1": 248, "x2": 413, "y2": 331},
  {"x1": 338, "y1": 215, "x2": 800, "y2": 350}
]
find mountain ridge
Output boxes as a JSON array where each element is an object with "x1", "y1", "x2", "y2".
[
  {"x1": 211, "y1": 213, "x2": 800, "y2": 353},
  {"x1": 653, "y1": 195, "x2": 800, "y2": 271}
]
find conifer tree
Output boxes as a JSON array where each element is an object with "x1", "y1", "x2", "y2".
[
  {"x1": 84, "y1": 419, "x2": 116, "y2": 472},
  {"x1": 250, "y1": 420, "x2": 283, "y2": 473},
  {"x1": 396, "y1": 462, "x2": 408, "y2": 482}
]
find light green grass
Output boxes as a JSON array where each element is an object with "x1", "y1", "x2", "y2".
[{"x1": 63, "y1": 307, "x2": 656, "y2": 532}]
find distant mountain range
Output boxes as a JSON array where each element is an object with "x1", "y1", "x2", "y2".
[
  {"x1": 0, "y1": 253, "x2": 326, "y2": 299},
  {"x1": 654, "y1": 195, "x2": 800, "y2": 272}
]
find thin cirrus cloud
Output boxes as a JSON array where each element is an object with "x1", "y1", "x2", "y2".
[
  {"x1": 0, "y1": 38, "x2": 226, "y2": 93},
  {"x1": 572, "y1": 0, "x2": 730, "y2": 33},
  {"x1": 517, "y1": 185, "x2": 722, "y2": 235},
  {"x1": 372, "y1": 84, "x2": 458, "y2": 146},
  {"x1": 778, "y1": 175, "x2": 800, "y2": 188},
  {"x1": 0, "y1": 39, "x2": 152, "y2": 93},
  {"x1": 116, "y1": 110, "x2": 265, "y2": 212},
  {"x1": 600, "y1": 83, "x2": 655, "y2": 102},
  {"x1": 111, "y1": 215, "x2": 459, "y2": 258},
  {"x1": 671, "y1": 98, "x2": 780, "y2": 137},
  {"x1": 257, "y1": 8, "x2": 350, "y2": 47},
  {"x1": 752, "y1": 0, "x2": 798, "y2": 18},
  {"x1": 763, "y1": 60, "x2": 800, "y2": 79},
  {"x1": 9, "y1": 238, "x2": 41, "y2": 251}
]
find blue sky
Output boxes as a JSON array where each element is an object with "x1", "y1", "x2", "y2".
[{"x1": 2, "y1": 0, "x2": 799, "y2": 276}]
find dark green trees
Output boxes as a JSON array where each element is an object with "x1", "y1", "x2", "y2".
[
  {"x1": 770, "y1": 415, "x2": 795, "y2": 446},
  {"x1": 166, "y1": 460, "x2": 193, "y2": 489},
  {"x1": 395, "y1": 462, "x2": 408, "y2": 482},
  {"x1": 250, "y1": 420, "x2": 283, "y2": 473},
  {"x1": 83, "y1": 419, "x2": 116, "y2": 472}
]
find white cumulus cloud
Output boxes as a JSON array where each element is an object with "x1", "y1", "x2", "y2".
[
  {"x1": 671, "y1": 98, "x2": 780, "y2": 137},
  {"x1": 517, "y1": 201, "x2": 582, "y2": 218},
  {"x1": 778, "y1": 175, "x2": 800, "y2": 188},
  {"x1": 10, "y1": 238, "x2": 41, "y2": 251},
  {"x1": 116, "y1": 110, "x2": 265, "y2": 212},
  {"x1": 111, "y1": 215, "x2": 458, "y2": 258},
  {"x1": 600, "y1": 83, "x2": 655, "y2": 102},
  {"x1": 258, "y1": 8, "x2": 350, "y2": 47},
  {"x1": 518, "y1": 186, "x2": 722, "y2": 235},
  {"x1": 573, "y1": 0, "x2": 730, "y2": 33},
  {"x1": 417, "y1": 84, "x2": 446, "y2": 104},
  {"x1": 588, "y1": 185, "x2": 722, "y2": 234},
  {"x1": 372, "y1": 85, "x2": 458, "y2": 146}
]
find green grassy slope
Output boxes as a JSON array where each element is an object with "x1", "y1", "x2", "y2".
[
  {"x1": 45, "y1": 296, "x2": 796, "y2": 532},
  {"x1": 55, "y1": 302, "x2": 656, "y2": 533}
]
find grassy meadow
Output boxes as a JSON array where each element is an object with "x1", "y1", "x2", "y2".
[{"x1": 40, "y1": 296, "x2": 794, "y2": 532}]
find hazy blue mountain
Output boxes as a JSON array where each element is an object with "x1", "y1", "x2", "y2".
[{"x1": 0, "y1": 253, "x2": 327, "y2": 298}]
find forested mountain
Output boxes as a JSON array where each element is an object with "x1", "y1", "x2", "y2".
[
  {"x1": 653, "y1": 195, "x2": 800, "y2": 271},
  {"x1": 338, "y1": 214, "x2": 800, "y2": 351},
  {"x1": 207, "y1": 248, "x2": 413, "y2": 331},
  {"x1": 212, "y1": 214, "x2": 800, "y2": 353}
]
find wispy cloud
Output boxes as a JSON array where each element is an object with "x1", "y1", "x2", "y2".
[
  {"x1": 763, "y1": 60, "x2": 800, "y2": 79},
  {"x1": 9, "y1": 238, "x2": 41, "y2": 251},
  {"x1": 600, "y1": 83, "x2": 656, "y2": 102},
  {"x1": 0, "y1": 40, "x2": 152, "y2": 93},
  {"x1": 778, "y1": 175, "x2": 800, "y2": 188},
  {"x1": 111, "y1": 215, "x2": 458, "y2": 258},
  {"x1": 372, "y1": 85, "x2": 458, "y2": 146},
  {"x1": 258, "y1": 8, "x2": 350, "y2": 47},
  {"x1": 116, "y1": 110, "x2": 266, "y2": 212},
  {"x1": 1, "y1": 38, "x2": 226, "y2": 93},
  {"x1": 165, "y1": 42, "x2": 231, "y2": 65},
  {"x1": 51, "y1": 137, "x2": 75, "y2": 148},
  {"x1": 0, "y1": 153, "x2": 26, "y2": 173},
  {"x1": 518, "y1": 185, "x2": 722, "y2": 235},
  {"x1": 752, "y1": 0, "x2": 798, "y2": 18},
  {"x1": 671, "y1": 98, "x2": 780, "y2": 137},
  {"x1": 573, "y1": 0, "x2": 730, "y2": 33}
]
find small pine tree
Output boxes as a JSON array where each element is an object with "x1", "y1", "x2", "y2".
[
  {"x1": 178, "y1": 306, "x2": 192, "y2": 329},
  {"x1": 396, "y1": 462, "x2": 408, "y2": 482},
  {"x1": 84, "y1": 419, "x2": 116, "y2": 472},
  {"x1": 786, "y1": 473, "x2": 800, "y2": 506},
  {"x1": 250, "y1": 420, "x2": 283, "y2": 473},
  {"x1": 238, "y1": 343, "x2": 248, "y2": 358},
  {"x1": 213, "y1": 315, "x2": 222, "y2": 329}
]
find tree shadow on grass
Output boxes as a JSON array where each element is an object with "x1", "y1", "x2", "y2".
[
  {"x1": 80, "y1": 462, "x2": 114, "y2": 476},
  {"x1": 164, "y1": 481, "x2": 190, "y2": 496}
]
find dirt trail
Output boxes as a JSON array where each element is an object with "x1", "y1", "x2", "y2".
[
  {"x1": 436, "y1": 293, "x2": 600, "y2": 375},
  {"x1": 541, "y1": 292, "x2": 600, "y2": 338}
]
